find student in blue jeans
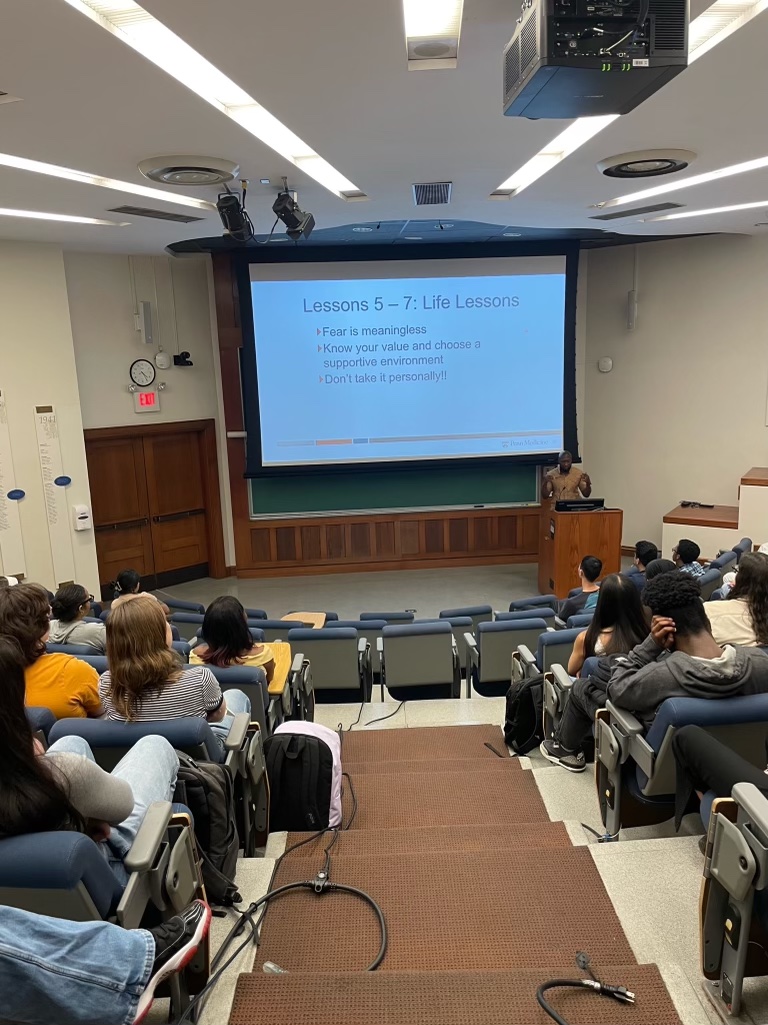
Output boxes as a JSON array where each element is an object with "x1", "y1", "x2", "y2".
[
  {"x1": 97, "y1": 597, "x2": 250, "y2": 751},
  {"x1": 0, "y1": 902, "x2": 211, "y2": 1025}
]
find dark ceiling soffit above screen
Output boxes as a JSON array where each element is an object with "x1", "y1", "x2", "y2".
[
  {"x1": 166, "y1": 221, "x2": 693, "y2": 258},
  {"x1": 235, "y1": 244, "x2": 580, "y2": 477}
]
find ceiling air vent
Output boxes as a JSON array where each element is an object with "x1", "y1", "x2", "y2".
[
  {"x1": 412, "y1": 182, "x2": 452, "y2": 206},
  {"x1": 590, "y1": 202, "x2": 684, "y2": 220},
  {"x1": 107, "y1": 206, "x2": 204, "y2": 224}
]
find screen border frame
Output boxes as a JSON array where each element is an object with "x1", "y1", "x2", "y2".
[{"x1": 236, "y1": 240, "x2": 580, "y2": 479}]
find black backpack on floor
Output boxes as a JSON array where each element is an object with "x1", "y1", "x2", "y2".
[
  {"x1": 264, "y1": 732, "x2": 334, "y2": 832},
  {"x1": 504, "y1": 673, "x2": 545, "y2": 754},
  {"x1": 173, "y1": 753, "x2": 241, "y2": 906}
]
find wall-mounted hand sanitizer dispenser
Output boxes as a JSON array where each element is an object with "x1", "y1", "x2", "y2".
[{"x1": 72, "y1": 504, "x2": 92, "y2": 532}]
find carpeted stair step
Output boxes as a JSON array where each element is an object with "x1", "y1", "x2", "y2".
[
  {"x1": 231, "y1": 964, "x2": 681, "y2": 1024},
  {"x1": 341, "y1": 725, "x2": 506, "y2": 763},
  {"x1": 255, "y1": 847, "x2": 635, "y2": 973},
  {"x1": 283, "y1": 821, "x2": 572, "y2": 858}
]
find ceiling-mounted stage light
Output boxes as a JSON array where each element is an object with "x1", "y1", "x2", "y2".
[{"x1": 272, "y1": 191, "x2": 315, "y2": 240}]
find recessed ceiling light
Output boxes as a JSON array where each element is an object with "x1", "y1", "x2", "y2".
[
  {"x1": 352, "y1": 226, "x2": 374, "y2": 232},
  {"x1": 490, "y1": 0, "x2": 766, "y2": 199},
  {"x1": 138, "y1": 156, "x2": 238, "y2": 186},
  {"x1": 643, "y1": 201, "x2": 768, "y2": 222},
  {"x1": 503, "y1": 231, "x2": 522, "y2": 237},
  {"x1": 0, "y1": 152, "x2": 214, "y2": 210},
  {"x1": 60, "y1": 0, "x2": 365, "y2": 200},
  {"x1": 491, "y1": 116, "x2": 618, "y2": 197},
  {"x1": 403, "y1": 0, "x2": 464, "y2": 70},
  {"x1": 0, "y1": 207, "x2": 129, "y2": 225},
  {"x1": 601, "y1": 154, "x2": 768, "y2": 208},
  {"x1": 597, "y1": 150, "x2": 695, "y2": 178},
  {"x1": 435, "y1": 222, "x2": 454, "y2": 228},
  {"x1": 259, "y1": 178, "x2": 271, "y2": 185},
  {"x1": 404, "y1": 236, "x2": 423, "y2": 240}
]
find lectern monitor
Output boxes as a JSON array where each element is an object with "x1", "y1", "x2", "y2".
[{"x1": 555, "y1": 498, "x2": 605, "y2": 512}]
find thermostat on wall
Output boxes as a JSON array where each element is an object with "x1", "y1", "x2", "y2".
[{"x1": 133, "y1": 389, "x2": 159, "y2": 413}]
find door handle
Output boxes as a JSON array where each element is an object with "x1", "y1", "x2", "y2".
[
  {"x1": 95, "y1": 517, "x2": 149, "y2": 532},
  {"x1": 152, "y1": 508, "x2": 205, "y2": 525}
]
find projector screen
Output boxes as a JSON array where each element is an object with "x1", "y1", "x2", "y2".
[{"x1": 243, "y1": 254, "x2": 576, "y2": 472}]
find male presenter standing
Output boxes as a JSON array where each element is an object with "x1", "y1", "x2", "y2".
[{"x1": 542, "y1": 451, "x2": 592, "y2": 501}]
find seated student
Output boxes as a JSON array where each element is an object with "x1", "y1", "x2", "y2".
[
  {"x1": 567, "y1": 573, "x2": 649, "y2": 676},
  {"x1": 99, "y1": 599, "x2": 250, "y2": 751},
  {"x1": 110, "y1": 568, "x2": 171, "y2": 616},
  {"x1": 0, "y1": 635, "x2": 178, "y2": 886},
  {"x1": 0, "y1": 901, "x2": 210, "y2": 1025},
  {"x1": 0, "y1": 583, "x2": 102, "y2": 719},
  {"x1": 624, "y1": 540, "x2": 659, "y2": 592},
  {"x1": 49, "y1": 583, "x2": 107, "y2": 653},
  {"x1": 673, "y1": 538, "x2": 706, "y2": 577},
  {"x1": 609, "y1": 571, "x2": 768, "y2": 728},
  {"x1": 705, "y1": 552, "x2": 768, "y2": 647},
  {"x1": 542, "y1": 575, "x2": 649, "y2": 771},
  {"x1": 558, "y1": 556, "x2": 602, "y2": 622},
  {"x1": 643, "y1": 558, "x2": 678, "y2": 581},
  {"x1": 190, "y1": 595, "x2": 275, "y2": 683}
]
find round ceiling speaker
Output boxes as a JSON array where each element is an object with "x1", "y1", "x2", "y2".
[
  {"x1": 596, "y1": 150, "x2": 696, "y2": 179},
  {"x1": 410, "y1": 40, "x2": 455, "y2": 58},
  {"x1": 138, "y1": 156, "x2": 240, "y2": 186}
]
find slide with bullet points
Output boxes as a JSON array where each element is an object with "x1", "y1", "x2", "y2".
[{"x1": 249, "y1": 256, "x2": 567, "y2": 467}]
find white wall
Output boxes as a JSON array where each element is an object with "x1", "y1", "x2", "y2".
[
  {"x1": 65, "y1": 253, "x2": 236, "y2": 565},
  {"x1": 583, "y1": 234, "x2": 768, "y2": 547},
  {"x1": 0, "y1": 241, "x2": 100, "y2": 591}
]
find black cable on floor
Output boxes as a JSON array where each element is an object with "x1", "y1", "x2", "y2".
[
  {"x1": 363, "y1": 701, "x2": 405, "y2": 727},
  {"x1": 342, "y1": 772, "x2": 357, "y2": 830},
  {"x1": 536, "y1": 953, "x2": 635, "y2": 1025},
  {"x1": 177, "y1": 878, "x2": 388, "y2": 1023}
]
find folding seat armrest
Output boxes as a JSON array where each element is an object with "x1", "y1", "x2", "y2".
[
  {"x1": 605, "y1": 701, "x2": 654, "y2": 776},
  {"x1": 223, "y1": 711, "x2": 250, "y2": 752},
  {"x1": 517, "y1": 644, "x2": 537, "y2": 669},
  {"x1": 464, "y1": 633, "x2": 478, "y2": 665},
  {"x1": 290, "y1": 652, "x2": 305, "y2": 675},
  {"x1": 123, "y1": 801, "x2": 172, "y2": 874},
  {"x1": 551, "y1": 663, "x2": 573, "y2": 693}
]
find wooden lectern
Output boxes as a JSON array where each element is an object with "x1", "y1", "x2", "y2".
[{"x1": 538, "y1": 505, "x2": 623, "y2": 597}]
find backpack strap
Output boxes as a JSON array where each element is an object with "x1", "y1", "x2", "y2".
[
  {"x1": 301, "y1": 739, "x2": 322, "y2": 830},
  {"x1": 265, "y1": 737, "x2": 289, "y2": 819}
]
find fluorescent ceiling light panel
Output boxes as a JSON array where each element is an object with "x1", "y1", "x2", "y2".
[
  {"x1": 60, "y1": 0, "x2": 364, "y2": 199},
  {"x1": 492, "y1": 116, "x2": 618, "y2": 196},
  {"x1": 601, "y1": 154, "x2": 768, "y2": 208},
  {"x1": 403, "y1": 0, "x2": 465, "y2": 68},
  {"x1": 688, "y1": 0, "x2": 768, "y2": 61},
  {"x1": 0, "y1": 152, "x2": 215, "y2": 210},
  {"x1": 644, "y1": 200, "x2": 768, "y2": 220},
  {"x1": 0, "y1": 207, "x2": 129, "y2": 225},
  {"x1": 491, "y1": 0, "x2": 766, "y2": 198}
]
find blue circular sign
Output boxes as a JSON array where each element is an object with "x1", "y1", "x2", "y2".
[
  {"x1": 7, "y1": 489, "x2": 25, "y2": 501},
  {"x1": 54, "y1": 475, "x2": 72, "y2": 487}
]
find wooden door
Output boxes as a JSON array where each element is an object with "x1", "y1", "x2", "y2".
[
  {"x1": 143, "y1": 432, "x2": 208, "y2": 576},
  {"x1": 86, "y1": 436, "x2": 154, "y2": 588},
  {"x1": 85, "y1": 420, "x2": 225, "y2": 593}
]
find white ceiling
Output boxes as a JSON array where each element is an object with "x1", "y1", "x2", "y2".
[{"x1": 2, "y1": 0, "x2": 768, "y2": 253}]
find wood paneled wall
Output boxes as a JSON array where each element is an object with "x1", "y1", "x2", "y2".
[{"x1": 212, "y1": 255, "x2": 541, "y2": 577}]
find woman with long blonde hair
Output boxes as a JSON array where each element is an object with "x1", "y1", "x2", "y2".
[{"x1": 99, "y1": 599, "x2": 250, "y2": 749}]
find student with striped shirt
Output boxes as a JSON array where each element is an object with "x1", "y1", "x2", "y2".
[{"x1": 98, "y1": 599, "x2": 250, "y2": 750}]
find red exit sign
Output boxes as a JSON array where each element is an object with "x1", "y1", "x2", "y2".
[{"x1": 133, "y1": 389, "x2": 159, "y2": 413}]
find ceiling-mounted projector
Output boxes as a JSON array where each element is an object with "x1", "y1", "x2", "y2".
[{"x1": 503, "y1": 0, "x2": 688, "y2": 119}]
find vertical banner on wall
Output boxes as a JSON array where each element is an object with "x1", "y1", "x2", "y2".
[
  {"x1": 34, "y1": 405, "x2": 76, "y2": 586},
  {"x1": 0, "y1": 390, "x2": 26, "y2": 578}
]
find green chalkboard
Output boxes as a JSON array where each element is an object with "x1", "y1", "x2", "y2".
[{"x1": 249, "y1": 464, "x2": 538, "y2": 516}]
